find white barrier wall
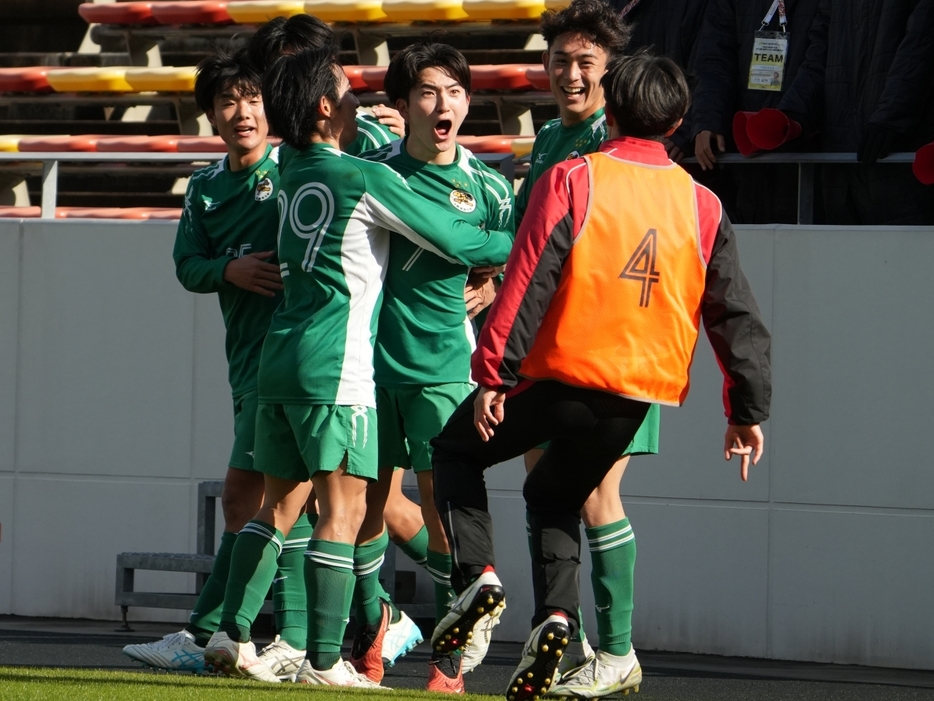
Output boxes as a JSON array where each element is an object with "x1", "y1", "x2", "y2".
[{"x1": 1, "y1": 219, "x2": 932, "y2": 670}]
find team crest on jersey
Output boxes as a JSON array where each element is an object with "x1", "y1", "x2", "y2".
[
  {"x1": 566, "y1": 150, "x2": 581, "y2": 160},
  {"x1": 450, "y1": 189, "x2": 476, "y2": 213},
  {"x1": 255, "y1": 177, "x2": 273, "y2": 201}
]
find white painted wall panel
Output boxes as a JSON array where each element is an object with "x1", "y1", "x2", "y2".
[
  {"x1": 627, "y1": 501, "x2": 769, "y2": 657},
  {"x1": 11, "y1": 476, "x2": 193, "y2": 619},
  {"x1": 0, "y1": 222, "x2": 20, "y2": 474},
  {"x1": 15, "y1": 221, "x2": 195, "y2": 480},
  {"x1": 771, "y1": 227, "x2": 934, "y2": 510},
  {"x1": 768, "y1": 507, "x2": 934, "y2": 668}
]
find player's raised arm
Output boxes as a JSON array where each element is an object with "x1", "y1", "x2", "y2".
[{"x1": 359, "y1": 161, "x2": 513, "y2": 267}]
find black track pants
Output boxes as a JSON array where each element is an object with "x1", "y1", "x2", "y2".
[{"x1": 432, "y1": 380, "x2": 650, "y2": 631}]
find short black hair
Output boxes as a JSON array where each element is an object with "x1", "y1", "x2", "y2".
[
  {"x1": 194, "y1": 49, "x2": 262, "y2": 114},
  {"x1": 540, "y1": 0, "x2": 631, "y2": 57},
  {"x1": 602, "y1": 52, "x2": 689, "y2": 138},
  {"x1": 262, "y1": 46, "x2": 341, "y2": 151},
  {"x1": 248, "y1": 14, "x2": 340, "y2": 73},
  {"x1": 384, "y1": 42, "x2": 471, "y2": 105}
]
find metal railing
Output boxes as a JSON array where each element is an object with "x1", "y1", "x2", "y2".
[{"x1": 0, "y1": 150, "x2": 916, "y2": 224}]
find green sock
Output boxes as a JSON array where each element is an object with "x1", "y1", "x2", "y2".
[
  {"x1": 273, "y1": 513, "x2": 312, "y2": 650},
  {"x1": 187, "y1": 530, "x2": 236, "y2": 645},
  {"x1": 398, "y1": 525, "x2": 429, "y2": 569},
  {"x1": 375, "y1": 580, "x2": 402, "y2": 623},
  {"x1": 219, "y1": 521, "x2": 285, "y2": 642},
  {"x1": 586, "y1": 518, "x2": 636, "y2": 655},
  {"x1": 352, "y1": 529, "x2": 390, "y2": 628},
  {"x1": 426, "y1": 549, "x2": 455, "y2": 624},
  {"x1": 306, "y1": 539, "x2": 356, "y2": 670}
]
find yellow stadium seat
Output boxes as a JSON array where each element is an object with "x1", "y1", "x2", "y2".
[
  {"x1": 303, "y1": 0, "x2": 387, "y2": 22},
  {"x1": 46, "y1": 67, "x2": 131, "y2": 92},
  {"x1": 462, "y1": 0, "x2": 545, "y2": 20},
  {"x1": 0, "y1": 135, "x2": 23, "y2": 152},
  {"x1": 510, "y1": 137, "x2": 534, "y2": 157},
  {"x1": 227, "y1": 1, "x2": 306, "y2": 23},
  {"x1": 544, "y1": 0, "x2": 566, "y2": 8},
  {"x1": 125, "y1": 66, "x2": 196, "y2": 92},
  {"x1": 382, "y1": 0, "x2": 467, "y2": 22}
]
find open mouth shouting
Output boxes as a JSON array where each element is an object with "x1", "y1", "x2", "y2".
[{"x1": 434, "y1": 119, "x2": 454, "y2": 141}]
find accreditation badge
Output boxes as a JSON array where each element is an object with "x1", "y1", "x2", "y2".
[{"x1": 748, "y1": 31, "x2": 789, "y2": 91}]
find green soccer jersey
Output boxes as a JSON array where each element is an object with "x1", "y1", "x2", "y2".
[
  {"x1": 278, "y1": 112, "x2": 398, "y2": 173},
  {"x1": 257, "y1": 143, "x2": 514, "y2": 407},
  {"x1": 515, "y1": 108, "x2": 608, "y2": 224},
  {"x1": 364, "y1": 140, "x2": 515, "y2": 386},
  {"x1": 173, "y1": 144, "x2": 281, "y2": 398}
]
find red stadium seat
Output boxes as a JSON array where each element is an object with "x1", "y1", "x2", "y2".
[
  {"x1": 0, "y1": 207, "x2": 42, "y2": 218},
  {"x1": 139, "y1": 208, "x2": 183, "y2": 220},
  {"x1": 78, "y1": 2, "x2": 157, "y2": 25},
  {"x1": 95, "y1": 136, "x2": 184, "y2": 153},
  {"x1": 471, "y1": 64, "x2": 535, "y2": 91},
  {"x1": 151, "y1": 2, "x2": 233, "y2": 25},
  {"x1": 0, "y1": 67, "x2": 58, "y2": 93},
  {"x1": 525, "y1": 66, "x2": 550, "y2": 91},
  {"x1": 456, "y1": 135, "x2": 523, "y2": 154},
  {"x1": 176, "y1": 136, "x2": 227, "y2": 152},
  {"x1": 361, "y1": 67, "x2": 387, "y2": 92},
  {"x1": 343, "y1": 66, "x2": 370, "y2": 92},
  {"x1": 18, "y1": 135, "x2": 108, "y2": 152}
]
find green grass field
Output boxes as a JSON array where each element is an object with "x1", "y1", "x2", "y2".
[{"x1": 0, "y1": 667, "x2": 501, "y2": 701}]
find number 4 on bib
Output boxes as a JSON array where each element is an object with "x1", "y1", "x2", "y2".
[{"x1": 620, "y1": 228, "x2": 661, "y2": 307}]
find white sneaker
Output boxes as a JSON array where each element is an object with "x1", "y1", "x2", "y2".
[
  {"x1": 122, "y1": 630, "x2": 204, "y2": 672},
  {"x1": 505, "y1": 614, "x2": 570, "y2": 701},
  {"x1": 547, "y1": 648, "x2": 642, "y2": 698},
  {"x1": 381, "y1": 610, "x2": 423, "y2": 667},
  {"x1": 257, "y1": 635, "x2": 305, "y2": 681},
  {"x1": 295, "y1": 657, "x2": 390, "y2": 688},
  {"x1": 555, "y1": 636, "x2": 595, "y2": 679},
  {"x1": 203, "y1": 631, "x2": 280, "y2": 682},
  {"x1": 431, "y1": 570, "x2": 506, "y2": 655},
  {"x1": 461, "y1": 597, "x2": 506, "y2": 673}
]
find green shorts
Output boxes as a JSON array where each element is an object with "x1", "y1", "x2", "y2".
[
  {"x1": 229, "y1": 391, "x2": 258, "y2": 471},
  {"x1": 254, "y1": 403, "x2": 379, "y2": 482},
  {"x1": 535, "y1": 402, "x2": 661, "y2": 455},
  {"x1": 377, "y1": 382, "x2": 473, "y2": 472}
]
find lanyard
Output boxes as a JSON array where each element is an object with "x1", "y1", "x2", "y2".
[
  {"x1": 618, "y1": 0, "x2": 642, "y2": 18},
  {"x1": 760, "y1": 0, "x2": 788, "y2": 31}
]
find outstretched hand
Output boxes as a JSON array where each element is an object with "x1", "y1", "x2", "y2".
[
  {"x1": 724, "y1": 424, "x2": 764, "y2": 481},
  {"x1": 371, "y1": 104, "x2": 406, "y2": 138},
  {"x1": 223, "y1": 250, "x2": 282, "y2": 297},
  {"x1": 474, "y1": 387, "x2": 505, "y2": 442}
]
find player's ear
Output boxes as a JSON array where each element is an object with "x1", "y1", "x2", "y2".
[
  {"x1": 394, "y1": 98, "x2": 410, "y2": 123},
  {"x1": 542, "y1": 50, "x2": 550, "y2": 71},
  {"x1": 205, "y1": 108, "x2": 217, "y2": 129},
  {"x1": 317, "y1": 94, "x2": 333, "y2": 120}
]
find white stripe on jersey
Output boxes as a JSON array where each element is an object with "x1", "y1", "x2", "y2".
[
  {"x1": 364, "y1": 192, "x2": 460, "y2": 265},
  {"x1": 402, "y1": 247, "x2": 425, "y2": 271},
  {"x1": 333, "y1": 197, "x2": 389, "y2": 407}
]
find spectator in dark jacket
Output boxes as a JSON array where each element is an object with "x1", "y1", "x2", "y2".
[
  {"x1": 609, "y1": 0, "x2": 711, "y2": 159},
  {"x1": 692, "y1": 0, "x2": 820, "y2": 223},
  {"x1": 778, "y1": 0, "x2": 934, "y2": 225}
]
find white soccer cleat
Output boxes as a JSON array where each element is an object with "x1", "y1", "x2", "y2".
[
  {"x1": 461, "y1": 597, "x2": 506, "y2": 673},
  {"x1": 257, "y1": 635, "x2": 306, "y2": 681},
  {"x1": 555, "y1": 635, "x2": 595, "y2": 680},
  {"x1": 122, "y1": 630, "x2": 204, "y2": 672},
  {"x1": 431, "y1": 570, "x2": 506, "y2": 655},
  {"x1": 295, "y1": 657, "x2": 390, "y2": 688},
  {"x1": 547, "y1": 647, "x2": 642, "y2": 698},
  {"x1": 203, "y1": 631, "x2": 280, "y2": 682},
  {"x1": 381, "y1": 610, "x2": 423, "y2": 667},
  {"x1": 505, "y1": 614, "x2": 570, "y2": 701}
]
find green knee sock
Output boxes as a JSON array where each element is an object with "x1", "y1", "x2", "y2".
[
  {"x1": 219, "y1": 521, "x2": 285, "y2": 642},
  {"x1": 352, "y1": 529, "x2": 390, "y2": 628},
  {"x1": 273, "y1": 513, "x2": 312, "y2": 650},
  {"x1": 398, "y1": 525, "x2": 429, "y2": 569},
  {"x1": 306, "y1": 539, "x2": 356, "y2": 670},
  {"x1": 586, "y1": 518, "x2": 636, "y2": 655},
  {"x1": 426, "y1": 549, "x2": 455, "y2": 624},
  {"x1": 187, "y1": 530, "x2": 237, "y2": 645}
]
